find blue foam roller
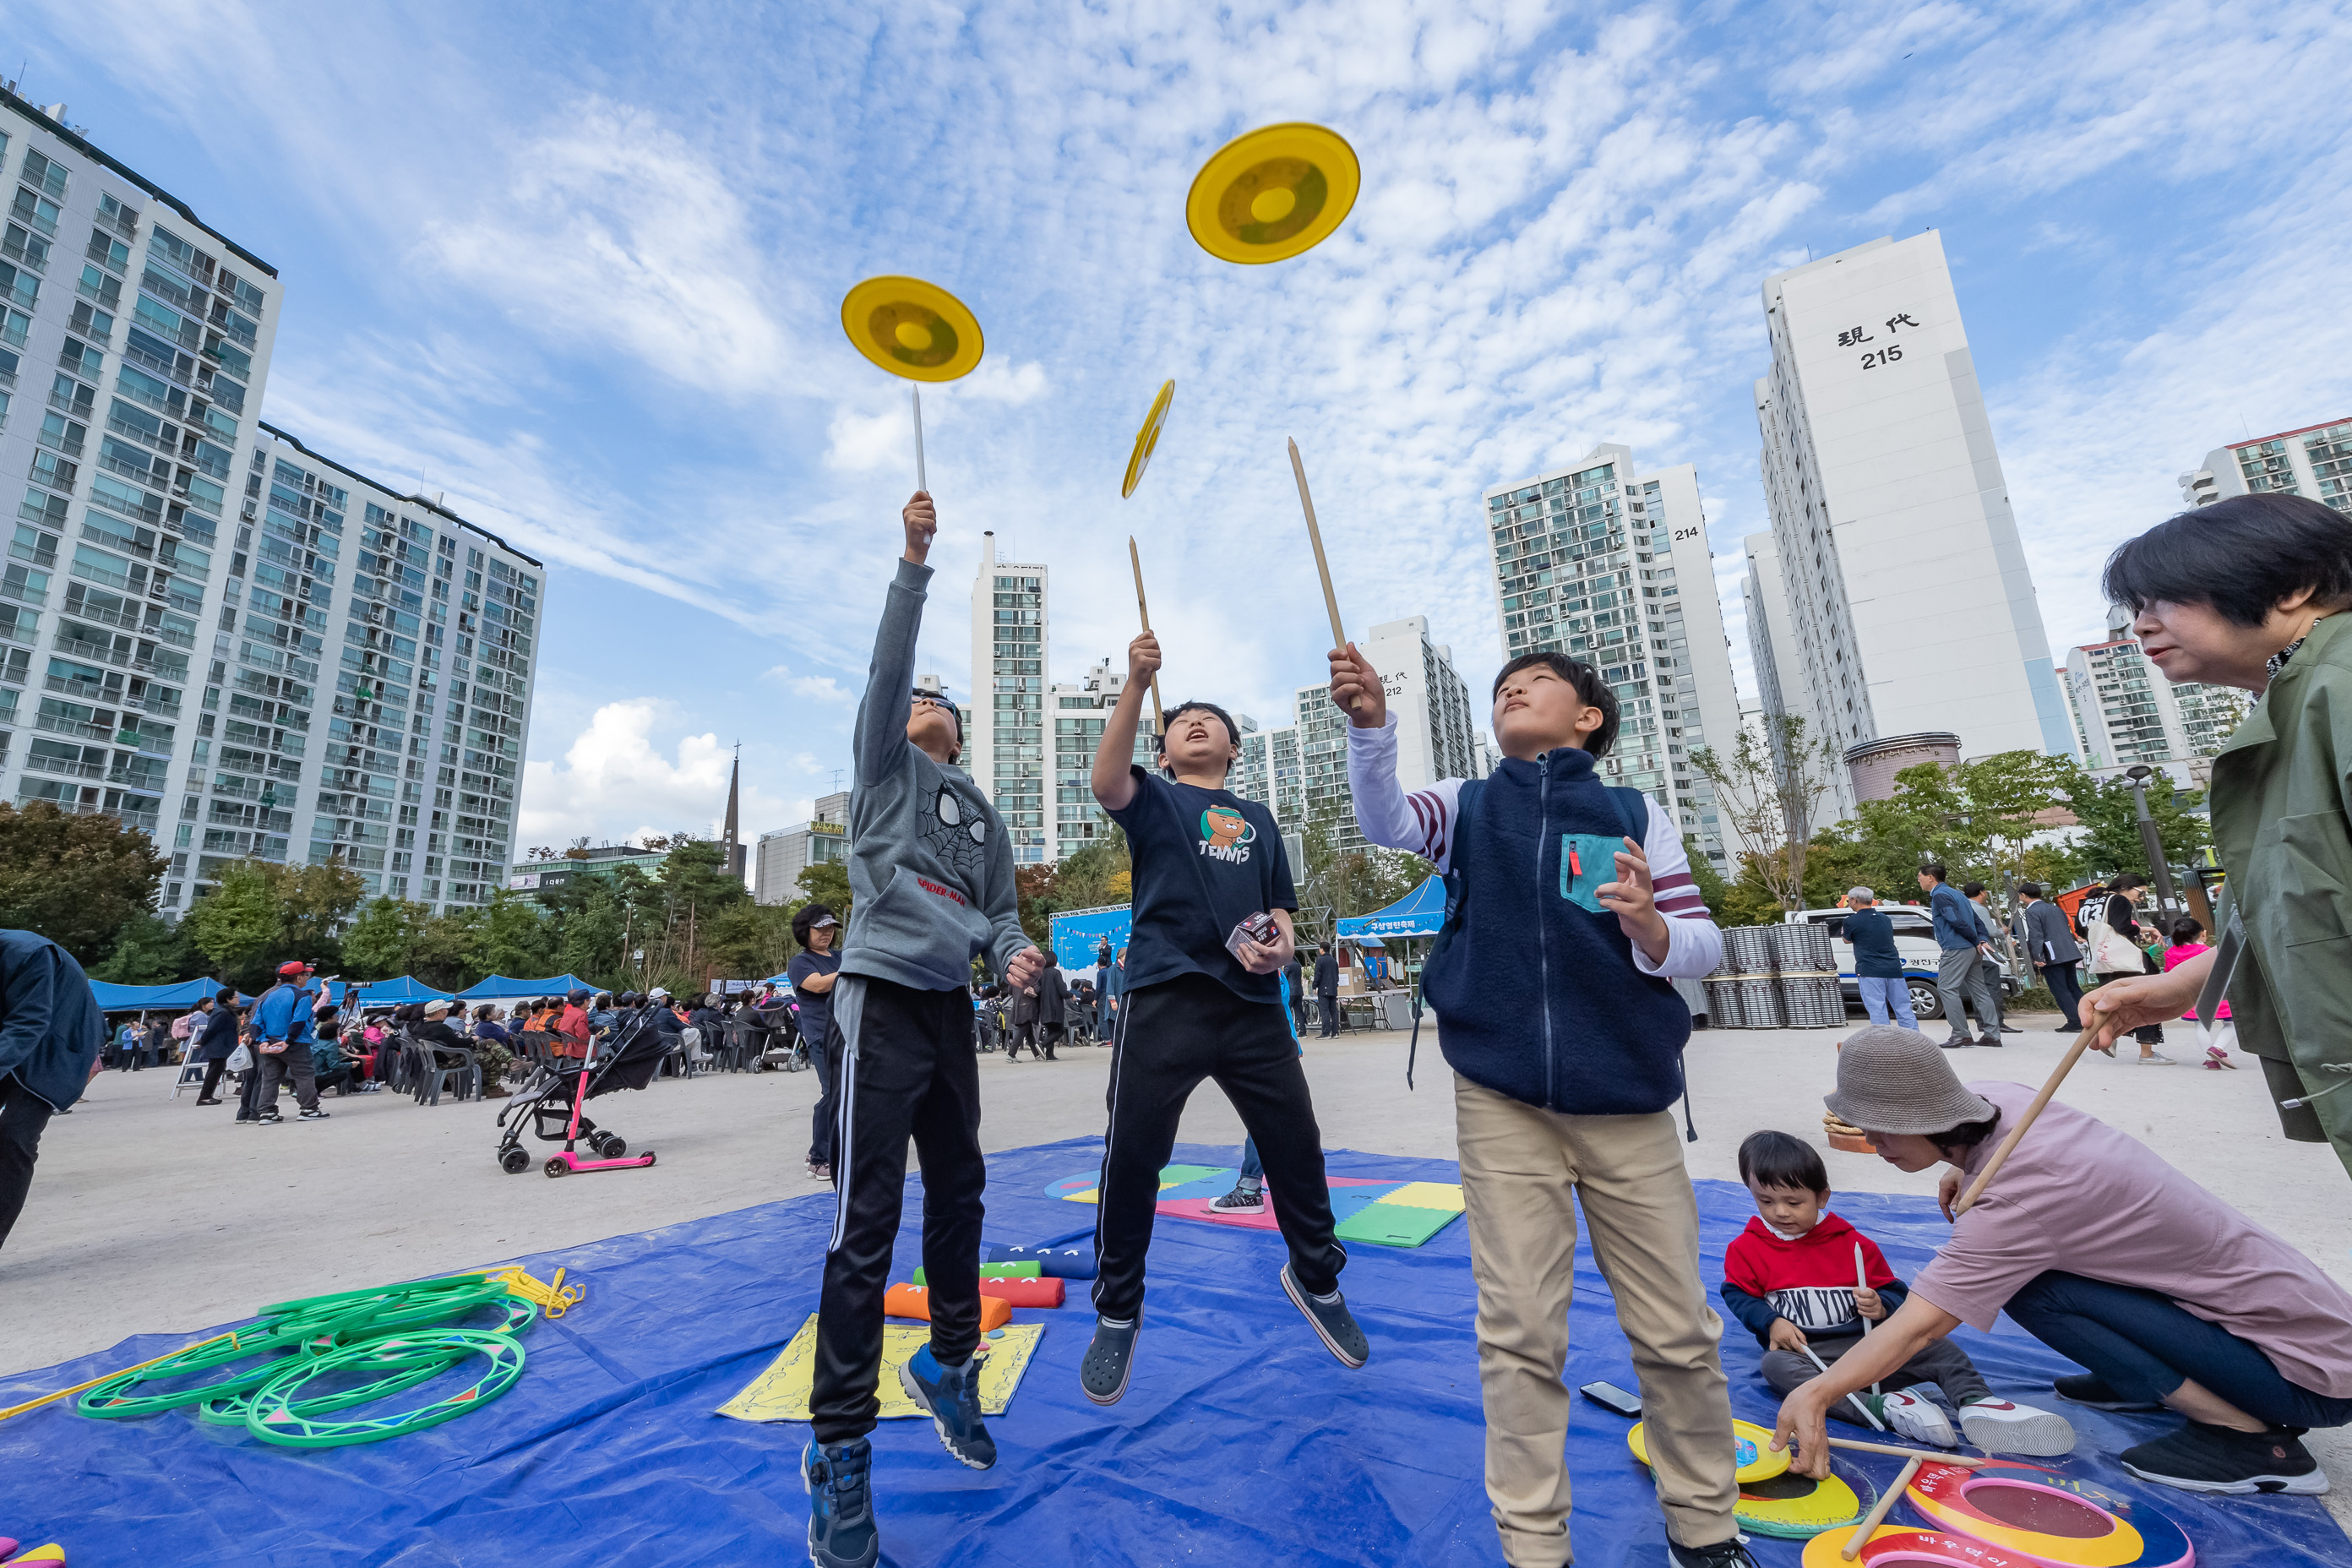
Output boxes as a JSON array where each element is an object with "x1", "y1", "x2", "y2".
[{"x1": 991, "y1": 1244, "x2": 1097, "y2": 1280}]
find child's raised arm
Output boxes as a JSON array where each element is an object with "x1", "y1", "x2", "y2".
[
  {"x1": 1091, "y1": 630, "x2": 1159, "y2": 812},
  {"x1": 850, "y1": 493, "x2": 936, "y2": 788}
]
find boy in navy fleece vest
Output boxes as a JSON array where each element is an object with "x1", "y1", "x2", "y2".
[{"x1": 1334, "y1": 645, "x2": 1748, "y2": 1568}]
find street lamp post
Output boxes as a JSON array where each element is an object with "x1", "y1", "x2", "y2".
[{"x1": 2122, "y1": 765, "x2": 2179, "y2": 918}]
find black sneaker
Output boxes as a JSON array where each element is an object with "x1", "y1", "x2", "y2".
[
  {"x1": 1281, "y1": 1264, "x2": 1369, "y2": 1369},
  {"x1": 298, "y1": 1107, "x2": 330, "y2": 1120},
  {"x1": 2121, "y1": 1420, "x2": 2327, "y2": 1494},
  {"x1": 1938, "y1": 1037, "x2": 1974, "y2": 1050},
  {"x1": 1666, "y1": 1537, "x2": 1760, "y2": 1567},
  {"x1": 258, "y1": 1112, "x2": 282, "y2": 1124},
  {"x1": 1081, "y1": 1315, "x2": 1141, "y2": 1406},
  {"x1": 803, "y1": 1436, "x2": 879, "y2": 1567},
  {"x1": 2054, "y1": 1374, "x2": 2164, "y2": 1413},
  {"x1": 898, "y1": 1342, "x2": 994, "y2": 1469},
  {"x1": 1210, "y1": 1184, "x2": 1264, "y2": 1212}
]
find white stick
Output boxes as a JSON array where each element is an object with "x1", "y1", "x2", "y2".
[
  {"x1": 1856, "y1": 1241, "x2": 1879, "y2": 1395},
  {"x1": 1803, "y1": 1343, "x2": 1886, "y2": 1431},
  {"x1": 912, "y1": 388, "x2": 928, "y2": 493}
]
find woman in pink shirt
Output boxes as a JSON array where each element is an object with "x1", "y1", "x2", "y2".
[
  {"x1": 1775, "y1": 1026, "x2": 2352, "y2": 1498},
  {"x1": 2163, "y1": 917, "x2": 2234, "y2": 1047}
]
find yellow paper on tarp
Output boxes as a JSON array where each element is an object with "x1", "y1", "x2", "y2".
[
  {"x1": 716, "y1": 1315, "x2": 1043, "y2": 1424},
  {"x1": 1382, "y1": 1181, "x2": 1465, "y2": 1213}
]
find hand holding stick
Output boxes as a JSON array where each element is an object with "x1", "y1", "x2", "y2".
[
  {"x1": 1127, "y1": 536, "x2": 1165, "y2": 737},
  {"x1": 1953, "y1": 1023, "x2": 2098, "y2": 1215}
]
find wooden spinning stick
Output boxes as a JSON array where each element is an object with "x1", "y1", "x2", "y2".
[
  {"x1": 1127, "y1": 536, "x2": 1164, "y2": 736},
  {"x1": 1953, "y1": 1023, "x2": 2099, "y2": 1216},
  {"x1": 1843, "y1": 1456, "x2": 1921, "y2": 1561},
  {"x1": 1287, "y1": 438, "x2": 1357, "y2": 714}
]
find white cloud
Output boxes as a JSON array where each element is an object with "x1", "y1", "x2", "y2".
[
  {"x1": 763, "y1": 666, "x2": 857, "y2": 705},
  {"x1": 519, "y1": 700, "x2": 800, "y2": 849}
]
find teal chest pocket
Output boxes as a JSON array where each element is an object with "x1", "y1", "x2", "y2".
[{"x1": 1558, "y1": 833, "x2": 1621, "y2": 912}]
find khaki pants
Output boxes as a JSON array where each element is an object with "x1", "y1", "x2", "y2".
[{"x1": 1455, "y1": 1074, "x2": 1737, "y2": 1566}]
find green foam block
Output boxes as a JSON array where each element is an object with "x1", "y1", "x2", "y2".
[
  {"x1": 912, "y1": 1261, "x2": 1041, "y2": 1286},
  {"x1": 1331, "y1": 1203, "x2": 1458, "y2": 1249}
]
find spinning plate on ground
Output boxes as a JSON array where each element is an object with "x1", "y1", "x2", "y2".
[
  {"x1": 1805, "y1": 1524, "x2": 2043, "y2": 1567},
  {"x1": 1629, "y1": 1417, "x2": 1788, "y2": 1484},
  {"x1": 716, "y1": 1315, "x2": 1042, "y2": 1424},
  {"x1": 1123, "y1": 379, "x2": 1174, "y2": 498},
  {"x1": 1185, "y1": 122, "x2": 1360, "y2": 264},
  {"x1": 1905, "y1": 1461, "x2": 2192, "y2": 1568},
  {"x1": 1732, "y1": 1456, "x2": 1874, "y2": 1539},
  {"x1": 840, "y1": 276, "x2": 984, "y2": 382}
]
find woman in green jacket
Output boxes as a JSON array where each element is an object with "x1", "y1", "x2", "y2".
[{"x1": 2088, "y1": 493, "x2": 2352, "y2": 1179}]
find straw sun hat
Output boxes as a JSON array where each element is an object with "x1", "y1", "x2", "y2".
[{"x1": 1824, "y1": 1025, "x2": 1997, "y2": 1135}]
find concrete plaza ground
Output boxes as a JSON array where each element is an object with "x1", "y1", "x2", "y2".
[{"x1": 8, "y1": 1009, "x2": 2349, "y2": 1523}]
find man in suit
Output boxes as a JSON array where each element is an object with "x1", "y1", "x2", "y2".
[
  {"x1": 1314, "y1": 945, "x2": 1341, "y2": 1037},
  {"x1": 2017, "y1": 884, "x2": 2085, "y2": 1032}
]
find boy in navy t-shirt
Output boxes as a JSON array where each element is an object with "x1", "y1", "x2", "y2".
[{"x1": 1078, "y1": 630, "x2": 1368, "y2": 1406}]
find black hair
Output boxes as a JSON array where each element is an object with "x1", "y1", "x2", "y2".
[
  {"x1": 215, "y1": 986, "x2": 237, "y2": 1004},
  {"x1": 1933, "y1": 1109, "x2": 2002, "y2": 1158},
  {"x1": 1922, "y1": 863, "x2": 1947, "y2": 882},
  {"x1": 2111, "y1": 872, "x2": 2148, "y2": 891},
  {"x1": 1043, "y1": 949, "x2": 1059, "y2": 966},
  {"x1": 1961, "y1": 881, "x2": 1985, "y2": 898},
  {"x1": 1155, "y1": 700, "x2": 1242, "y2": 777},
  {"x1": 1737, "y1": 1130, "x2": 1829, "y2": 1195},
  {"x1": 1489, "y1": 652, "x2": 1620, "y2": 760},
  {"x1": 2103, "y1": 493, "x2": 2352, "y2": 626},
  {"x1": 2017, "y1": 883, "x2": 2044, "y2": 900},
  {"x1": 2170, "y1": 915, "x2": 2206, "y2": 945},
  {"x1": 792, "y1": 901, "x2": 839, "y2": 948}
]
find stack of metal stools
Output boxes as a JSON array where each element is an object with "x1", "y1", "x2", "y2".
[
  {"x1": 1705, "y1": 925, "x2": 1785, "y2": 1028},
  {"x1": 1770, "y1": 922, "x2": 1844, "y2": 1027}
]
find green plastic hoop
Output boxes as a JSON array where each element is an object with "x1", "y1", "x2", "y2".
[
  {"x1": 195, "y1": 1339, "x2": 472, "y2": 1427},
  {"x1": 243, "y1": 1330, "x2": 526, "y2": 1448},
  {"x1": 78, "y1": 1331, "x2": 313, "y2": 1420}
]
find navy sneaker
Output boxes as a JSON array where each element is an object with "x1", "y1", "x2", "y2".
[
  {"x1": 899, "y1": 1342, "x2": 995, "y2": 1469},
  {"x1": 2121, "y1": 1421, "x2": 2328, "y2": 1495},
  {"x1": 1210, "y1": 1184, "x2": 1264, "y2": 1211},
  {"x1": 1281, "y1": 1264, "x2": 1369, "y2": 1369},
  {"x1": 1082, "y1": 1314, "x2": 1141, "y2": 1406},
  {"x1": 803, "y1": 1437, "x2": 879, "y2": 1568},
  {"x1": 1666, "y1": 1538, "x2": 1759, "y2": 1567}
]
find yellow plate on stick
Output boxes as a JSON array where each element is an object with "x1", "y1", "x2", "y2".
[
  {"x1": 1122, "y1": 380, "x2": 1176, "y2": 498},
  {"x1": 840, "y1": 275, "x2": 985, "y2": 383},
  {"x1": 1185, "y1": 122, "x2": 1359, "y2": 264},
  {"x1": 1630, "y1": 1418, "x2": 1789, "y2": 1484}
]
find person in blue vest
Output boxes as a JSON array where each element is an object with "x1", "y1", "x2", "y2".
[
  {"x1": 0, "y1": 928, "x2": 105, "y2": 1251},
  {"x1": 252, "y1": 961, "x2": 329, "y2": 1124},
  {"x1": 1333, "y1": 645, "x2": 1750, "y2": 1568}
]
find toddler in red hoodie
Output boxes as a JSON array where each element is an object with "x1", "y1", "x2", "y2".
[{"x1": 1721, "y1": 1131, "x2": 2073, "y2": 1453}]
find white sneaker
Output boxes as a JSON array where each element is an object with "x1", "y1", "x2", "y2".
[
  {"x1": 1960, "y1": 1396, "x2": 2077, "y2": 1456},
  {"x1": 1881, "y1": 1389, "x2": 1957, "y2": 1447}
]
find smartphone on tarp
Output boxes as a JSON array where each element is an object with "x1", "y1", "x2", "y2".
[{"x1": 1578, "y1": 1380, "x2": 1641, "y2": 1418}]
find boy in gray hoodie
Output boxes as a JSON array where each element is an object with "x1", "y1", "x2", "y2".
[{"x1": 803, "y1": 491, "x2": 1043, "y2": 1568}]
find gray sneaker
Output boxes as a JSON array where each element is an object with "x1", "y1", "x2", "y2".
[
  {"x1": 1082, "y1": 1314, "x2": 1141, "y2": 1406},
  {"x1": 2139, "y1": 1053, "x2": 2177, "y2": 1065},
  {"x1": 1281, "y1": 1264, "x2": 1369, "y2": 1369}
]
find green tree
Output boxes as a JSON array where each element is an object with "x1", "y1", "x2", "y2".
[
  {"x1": 0, "y1": 800, "x2": 167, "y2": 964},
  {"x1": 2061, "y1": 764, "x2": 2211, "y2": 883},
  {"x1": 1294, "y1": 806, "x2": 1429, "y2": 948},
  {"x1": 797, "y1": 860, "x2": 853, "y2": 915},
  {"x1": 85, "y1": 909, "x2": 200, "y2": 985},
  {"x1": 412, "y1": 905, "x2": 482, "y2": 993},
  {"x1": 467, "y1": 889, "x2": 557, "y2": 979},
  {"x1": 181, "y1": 858, "x2": 367, "y2": 990},
  {"x1": 342, "y1": 896, "x2": 429, "y2": 979},
  {"x1": 1689, "y1": 715, "x2": 1841, "y2": 911}
]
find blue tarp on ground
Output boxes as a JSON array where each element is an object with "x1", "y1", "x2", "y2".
[
  {"x1": 3, "y1": 1140, "x2": 2344, "y2": 1567},
  {"x1": 89, "y1": 977, "x2": 226, "y2": 1011},
  {"x1": 1338, "y1": 874, "x2": 1448, "y2": 939},
  {"x1": 457, "y1": 973, "x2": 596, "y2": 1001}
]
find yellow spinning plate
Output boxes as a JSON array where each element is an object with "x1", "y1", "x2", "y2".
[
  {"x1": 1122, "y1": 380, "x2": 1175, "y2": 498},
  {"x1": 840, "y1": 275, "x2": 985, "y2": 383},
  {"x1": 1185, "y1": 122, "x2": 1360, "y2": 264},
  {"x1": 1629, "y1": 1418, "x2": 1788, "y2": 1484}
]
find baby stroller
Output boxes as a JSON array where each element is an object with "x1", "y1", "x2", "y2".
[{"x1": 495, "y1": 1003, "x2": 667, "y2": 1176}]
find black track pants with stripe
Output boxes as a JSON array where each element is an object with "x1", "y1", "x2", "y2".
[
  {"x1": 1092, "y1": 972, "x2": 1346, "y2": 1320},
  {"x1": 810, "y1": 975, "x2": 987, "y2": 1445}
]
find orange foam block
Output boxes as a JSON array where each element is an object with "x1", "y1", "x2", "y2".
[{"x1": 883, "y1": 1284, "x2": 1012, "y2": 1332}]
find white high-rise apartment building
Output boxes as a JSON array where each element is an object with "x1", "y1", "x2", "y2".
[
  {"x1": 968, "y1": 532, "x2": 1048, "y2": 863},
  {"x1": 1754, "y1": 232, "x2": 2074, "y2": 818},
  {"x1": 754, "y1": 789, "x2": 849, "y2": 906},
  {"x1": 1043, "y1": 656, "x2": 1153, "y2": 860},
  {"x1": 244, "y1": 426, "x2": 542, "y2": 911},
  {"x1": 1279, "y1": 615, "x2": 1482, "y2": 856},
  {"x1": 0, "y1": 95, "x2": 284, "y2": 898},
  {"x1": 1484, "y1": 445, "x2": 1741, "y2": 868},
  {"x1": 2066, "y1": 607, "x2": 2249, "y2": 785},
  {"x1": 2179, "y1": 418, "x2": 2352, "y2": 514}
]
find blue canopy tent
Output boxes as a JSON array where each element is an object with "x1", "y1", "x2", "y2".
[
  {"x1": 335, "y1": 976, "x2": 448, "y2": 1006},
  {"x1": 89, "y1": 977, "x2": 226, "y2": 1012},
  {"x1": 457, "y1": 973, "x2": 596, "y2": 1001},
  {"x1": 1335, "y1": 875, "x2": 1446, "y2": 939}
]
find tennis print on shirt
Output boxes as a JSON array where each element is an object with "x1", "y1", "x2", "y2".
[
  {"x1": 1198, "y1": 805, "x2": 1255, "y2": 864},
  {"x1": 1558, "y1": 834, "x2": 1622, "y2": 913},
  {"x1": 922, "y1": 782, "x2": 991, "y2": 879}
]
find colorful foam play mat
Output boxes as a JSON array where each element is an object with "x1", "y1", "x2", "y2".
[
  {"x1": 1043, "y1": 1163, "x2": 1465, "y2": 1248},
  {"x1": 717, "y1": 1318, "x2": 1043, "y2": 1424},
  {"x1": 0, "y1": 1139, "x2": 2335, "y2": 1565}
]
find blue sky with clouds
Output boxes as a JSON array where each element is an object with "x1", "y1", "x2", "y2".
[{"x1": 20, "y1": 1, "x2": 2351, "y2": 851}]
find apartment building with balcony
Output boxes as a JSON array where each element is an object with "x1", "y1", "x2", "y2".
[{"x1": 2179, "y1": 418, "x2": 2352, "y2": 514}]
